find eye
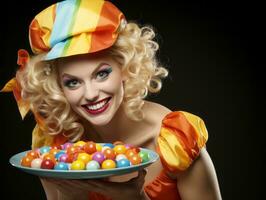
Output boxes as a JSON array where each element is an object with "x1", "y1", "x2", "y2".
[
  {"x1": 63, "y1": 79, "x2": 81, "y2": 89},
  {"x1": 96, "y1": 67, "x2": 112, "y2": 80}
]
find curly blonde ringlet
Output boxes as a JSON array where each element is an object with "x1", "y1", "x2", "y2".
[
  {"x1": 16, "y1": 54, "x2": 84, "y2": 144},
  {"x1": 110, "y1": 22, "x2": 168, "y2": 120},
  {"x1": 16, "y1": 22, "x2": 168, "y2": 145}
]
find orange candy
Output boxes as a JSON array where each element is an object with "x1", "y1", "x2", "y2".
[
  {"x1": 21, "y1": 155, "x2": 34, "y2": 167},
  {"x1": 129, "y1": 154, "x2": 142, "y2": 165}
]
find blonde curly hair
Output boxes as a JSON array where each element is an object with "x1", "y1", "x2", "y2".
[{"x1": 16, "y1": 22, "x2": 168, "y2": 143}]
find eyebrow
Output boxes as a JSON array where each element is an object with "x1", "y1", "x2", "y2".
[{"x1": 61, "y1": 62, "x2": 110, "y2": 79}]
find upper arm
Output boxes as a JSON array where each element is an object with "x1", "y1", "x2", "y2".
[{"x1": 176, "y1": 148, "x2": 222, "y2": 200}]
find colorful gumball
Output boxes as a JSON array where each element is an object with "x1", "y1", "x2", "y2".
[
  {"x1": 54, "y1": 162, "x2": 69, "y2": 170},
  {"x1": 129, "y1": 154, "x2": 142, "y2": 165},
  {"x1": 102, "y1": 159, "x2": 116, "y2": 169},
  {"x1": 113, "y1": 145, "x2": 127, "y2": 154},
  {"x1": 103, "y1": 143, "x2": 114, "y2": 149},
  {"x1": 31, "y1": 158, "x2": 43, "y2": 168},
  {"x1": 39, "y1": 146, "x2": 51, "y2": 155},
  {"x1": 62, "y1": 142, "x2": 73, "y2": 150},
  {"x1": 92, "y1": 152, "x2": 106, "y2": 164},
  {"x1": 83, "y1": 141, "x2": 97, "y2": 154},
  {"x1": 96, "y1": 143, "x2": 102, "y2": 152},
  {"x1": 41, "y1": 159, "x2": 55, "y2": 169},
  {"x1": 74, "y1": 140, "x2": 86, "y2": 147},
  {"x1": 139, "y1": 151, "x2": 149, "y2": 163},
  {"x1": 86, "y1": 160, "x2": 100, "y2": 170},
  {"x1": 21, "y1": 155, "x2": 34, "y2": 167},
  {"x1": 115, "y1": 154, "x2": 127, "y2": 161},
  {"x1": 103, "y1": 148, "x2": 116, "y2": 160},
  {"x1": 116, "y1": 158, "x2": 131, "y2": 168},
  {"x1": 77, "y1": 153, "x2": 91, "y2": 164},
  {"x1": 26, "y1": 150, "x2": 39, "y2": 159},
  {"x1": 70, "y1": 160, "x2": 85, "y2": 170}
]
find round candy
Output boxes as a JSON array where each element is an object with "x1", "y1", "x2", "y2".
[
  {"x1": 116, "y1": 158, "x2": 131, "y2": 168},
  {"x1": 103, "y1": 148, "x2": 116, "y2": 160},
  {"x1": 129, "y1": 154, "x2": 142, "y2": 165},
  {"x1": 74, "y1": 141, "x2": 86, "y2": 147},
  {"x1": 41, "y1": 159, "x2": 55, "y2": 169},
  {"x1": 39, "y1": 146, "x2": 51, "y2": 155},
  {"x1": 62, "y1": 142, "x2": 73, "y2": 150},
  {"x1": 71, "y1": 160, "x2": 85, "y2": 170},
  {"x1": 103, "y1": 143, "x2": 115, "y2": 149},
  {"x1": 139, "y1": 151, "x2": 149, "y2": 163},
  {"x1": 86, "y1": 160, "x2": 100, "y2": 170},
  {"x1": 58, "y1": 153, "x2": 72, "y2": 163},
  {"x1": 115, "y1": 154, "x2": 127, "y2": 161},
  {"x1": 21, "y1": 155, "x2": 34, "y2": 167},
  {"x1": 96, "y1": 143, "x2": 102, "y2": 152},
  {"x1": 26, "y1": 150, "x2": 39, "y2": 159},
  {"x1": 77, "y1": 153, "x2": 91, "y2": 164},
  {"x1": 102, "y1": 159, "x2": 116, "y2": 169},
  {"x1": 83, "y1": 141, "x2": 97, "y2": 154},
  {"x1": 125, "y1": 149, "x2": 137, "y2": 159},
  {"x1": 92, "y1": 152, "x2": 105, "y2": 164},
  {"x1": 31, "y1": 158, "x2": 43, "y2": 168},
  {"x1": 113, "y1": 145, "x2": 127, "y2": 154},
  {"x1": 54, "y1": 162, "x2": 69, "y2": 170},
  {"x1": 55, "y1": 151, "x2": 65, "y2": 160}
]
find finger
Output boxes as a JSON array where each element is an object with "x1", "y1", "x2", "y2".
[{"x1": 129, "y1": 168, "x2": 147, "y2": 184}]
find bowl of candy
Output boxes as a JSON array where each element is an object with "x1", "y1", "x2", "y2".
[{"x1": 9, "y1": 141, "x2": 159, "y2": 179}]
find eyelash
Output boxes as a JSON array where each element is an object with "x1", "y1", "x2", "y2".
[
  {"x1": 63, "y1": 79, "x2": 80, "y2": 89},
  {"x1": 62, "y1": 67, "x2": 112, "y2": 89},
  {"x1": 96, "y1": 67, "x2": 112, "y2": 80}
]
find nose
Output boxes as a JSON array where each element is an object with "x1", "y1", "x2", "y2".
[{"x1": 83, "y1": 82, "x2": 99, "y2": 102}]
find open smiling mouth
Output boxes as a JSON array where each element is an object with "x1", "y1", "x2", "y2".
[{"x1": 81, "y1": 97, "x2": 112, "y2": 115}]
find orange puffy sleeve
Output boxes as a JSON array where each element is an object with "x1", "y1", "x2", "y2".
[{"x1": 157, "y1": 111, "x2": 208, "y2": 173}]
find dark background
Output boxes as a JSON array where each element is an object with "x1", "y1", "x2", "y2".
[{"x1": 0, "y1": 0, "x2": 264, "y2": 199}]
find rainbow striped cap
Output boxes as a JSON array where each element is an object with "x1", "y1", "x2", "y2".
[{"x1": 29, "y1": 0, "x2": 125, "y2": 60}]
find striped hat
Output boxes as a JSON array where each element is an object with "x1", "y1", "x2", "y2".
[{"x1": 29, "y1": 0, "x2": 125, "y2": 60}]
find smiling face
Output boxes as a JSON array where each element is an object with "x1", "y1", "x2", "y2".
[{"x1": 57, "y1": 52, "x2": 125, "y2": 126}]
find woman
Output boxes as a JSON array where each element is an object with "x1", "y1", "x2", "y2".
[{"x1": 2, "y1": 0, "x2": 222, "y2": 199}]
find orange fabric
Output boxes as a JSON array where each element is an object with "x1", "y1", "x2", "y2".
[
  {"x1": 88, "y1": 192, "x2": 112, "y2": 200},
  {"x1": 0, "y1": 49, "x2": 30, "y2": 119},
  {"x1": 144, "y1": 169, "x2": 181, "y2": 200},
  {"x1": 90, "y1": 1, "x2": 124, "y2": 52},
  {"x1": 157, "y1": 111, "x2": 208, "y2": 173}
]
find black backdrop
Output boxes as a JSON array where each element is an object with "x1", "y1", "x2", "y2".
[{"x1": 0, "y1": 0, "x2": 264, "y2": 199}]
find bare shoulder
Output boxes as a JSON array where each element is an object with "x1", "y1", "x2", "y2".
[
  {"x1": 176, "y1": 148, "x2": 222, "y2": 200},
  {"x1": 143, "y1": 100, "x2": 172, "y2": 122}
]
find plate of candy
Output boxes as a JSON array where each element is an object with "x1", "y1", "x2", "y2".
[{"x1": 9, "y1": 141, "x2": 159, "y2": 179}]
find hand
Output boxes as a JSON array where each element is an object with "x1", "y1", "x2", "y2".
[{"x1": 43, "y1": 169, "x2": 147, "y2": 200}]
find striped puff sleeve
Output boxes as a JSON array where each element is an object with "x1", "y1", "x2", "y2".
[{"x1": 157, "y1": 111, "x2": 208, "y2": 173}]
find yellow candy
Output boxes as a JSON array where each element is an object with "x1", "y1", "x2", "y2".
[
  {"x1": 70, "y1": 160, "x2": 85, "y2": 170},
  {"x1": 113, "y1": 145, "x2": 127, "y2": 154},
  {"x1": 73, "y1": 141, "x2": 86, "y2": 147},
  {"x1": 77, "y1": 153, "x2": 91, "y2": 164},
  {"x1": 96, "y1": 143, "x2": 102, "y2": 152},
  {"x1": 102, "y1": 159, "x2": 116, "y2": 169}
]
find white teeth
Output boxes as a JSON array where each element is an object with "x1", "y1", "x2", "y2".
[{"x1": 87, "y1": 100, "x2": 107, "y2": 111}]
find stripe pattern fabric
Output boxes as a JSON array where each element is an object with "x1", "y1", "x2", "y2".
[{"x1": 29, "y1": 0, "x2": 125, "y2": 60}]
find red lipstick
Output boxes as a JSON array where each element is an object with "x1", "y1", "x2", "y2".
[{"x1": 82, "y1": 97, "x2": 111, "y2": 115}]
